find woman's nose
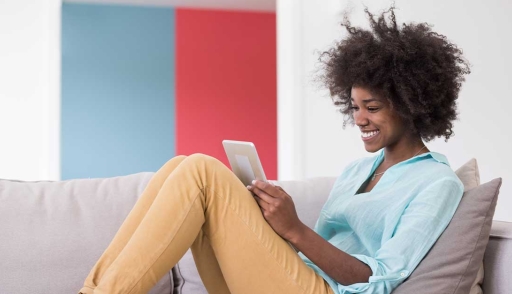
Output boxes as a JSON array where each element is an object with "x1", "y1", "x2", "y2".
[{"x1": 354, "y1": 111, "x2": 369, "y2": 127}]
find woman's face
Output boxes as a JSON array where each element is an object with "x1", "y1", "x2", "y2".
[{"x1": 350, "y1": 86, "x2": 408, "y2": 153}]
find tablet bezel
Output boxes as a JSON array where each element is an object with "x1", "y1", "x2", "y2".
[{"x1": 222, "y1": 140, "x2": 267, "y2": 186}]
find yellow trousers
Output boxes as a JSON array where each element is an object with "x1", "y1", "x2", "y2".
[{"x1": 79, "y1": 154, "x2": 334, "y2": 294}]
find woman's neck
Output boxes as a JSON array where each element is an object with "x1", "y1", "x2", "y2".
[{"x1": 382, "y1": 137, "x2": 427, "y2": 167}]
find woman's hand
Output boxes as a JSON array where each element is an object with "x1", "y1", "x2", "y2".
[{"x1": 247, "y1": 180, "x2": 306, "y2": 242}]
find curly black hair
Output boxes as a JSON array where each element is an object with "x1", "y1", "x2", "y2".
[{"x1": 319, "y1": 5, "x2": 470, "y2": 141}]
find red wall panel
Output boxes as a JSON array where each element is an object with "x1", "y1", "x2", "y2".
[{"x1": 176, "y1": 9, "x2": 277, "y2": 179}]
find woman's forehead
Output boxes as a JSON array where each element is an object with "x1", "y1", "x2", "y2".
[{"x1": 351, "y1": 87, "x2": 385, "y2": 102}]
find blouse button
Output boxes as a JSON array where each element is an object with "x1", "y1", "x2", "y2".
[{"x1": 400, "y1": 272, "x2": 406, "y2": 277}]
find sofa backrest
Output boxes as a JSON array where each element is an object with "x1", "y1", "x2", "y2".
[
  {"x1": 0, "y1": 172, "x2": 173, "y2": 294},
  {"x1": 271, "y1": 177, "x2": 337, "y2": 228}
]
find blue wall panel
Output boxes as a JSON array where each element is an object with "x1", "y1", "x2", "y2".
[{"x1": 61, "y1": 3, "x2": 175, "y2": 180}]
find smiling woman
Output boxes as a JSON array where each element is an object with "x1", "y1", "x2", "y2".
[{"x1": 296, "y1": 4, "x2": 472, "y2": 292}]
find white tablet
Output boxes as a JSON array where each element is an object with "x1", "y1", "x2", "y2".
[{"x1": 222, "y1": 140, "x2": 267, "y2": 186}]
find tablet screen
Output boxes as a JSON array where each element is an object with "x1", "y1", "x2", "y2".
[{"x1": 235, "y1": 154, "x2": 257, "y2": 186}]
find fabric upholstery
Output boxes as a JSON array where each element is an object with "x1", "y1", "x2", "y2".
[
  {"x1": 483, "y1": 221, "x2": 512, "y2": 294},
  {"x1": 454, "y1": 158, "x2": 484, "y2": 294},
  {"x1": 455, "y1": 158, "x2": 480, "y2": 191},
  {"x1": 0, "y1": 172, "x2": 172, "y2": 294}
]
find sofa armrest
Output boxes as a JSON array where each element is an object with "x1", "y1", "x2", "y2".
[{"x1": 483, "y1": 220, "x2": 512, "y2": 294}]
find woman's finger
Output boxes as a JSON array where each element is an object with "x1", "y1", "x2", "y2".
[
  {"x1": 248, "y1": 185, "x2": 275, "y2": 204},
  {"x1": 252, "y1": 180, "x2": 280, "y2": 197},
  {"x1": 253, "y1": 195, "x2": 270, "y2": 211}
]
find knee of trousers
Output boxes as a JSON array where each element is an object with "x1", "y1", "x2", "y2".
[
  {"x1": 163, "y1": 155, "x2": 187, "y2": 166},
  {"x1": 185, "y1": 153, "x2": 225, "y2": 170},
  {"x1": 177, "y1": 153, "x2": 228, "y2": 184},
  {"x1": 181, "y1": 153, "x2": 230, "y2": 196}
]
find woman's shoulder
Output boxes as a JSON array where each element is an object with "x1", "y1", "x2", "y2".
[
  {"x1": 410, "y1": 152, "x2": 464, "y2": 191},
  {"x1": 416, "y1": 152, "x2": 457, "y2": 174}
]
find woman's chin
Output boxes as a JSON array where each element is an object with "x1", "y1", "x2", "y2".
[{"x1": 363, "y1": 143, "x2": 381, "y2": 153}]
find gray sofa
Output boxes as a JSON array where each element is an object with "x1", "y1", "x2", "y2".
[{"x1": 0, "y1": 173, "x2": 510, "y2": 293}]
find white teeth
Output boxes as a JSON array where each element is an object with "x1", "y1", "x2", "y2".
[{"x1": 362, "y1": 130, "x2": 379, "y2": 138}]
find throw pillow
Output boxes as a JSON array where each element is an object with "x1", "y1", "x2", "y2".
[
  {"x1": 393, "y1": 178, "x2": 502, "y2": 294},
  {"x1": 454, "y1": 158, "x2": 484, "y2": 294},
  {"x1": 455, "y1": 158, "x2": 480, "y2": 191}
]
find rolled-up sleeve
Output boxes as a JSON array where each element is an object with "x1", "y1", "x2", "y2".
[{"x1": 336, "y1": 178, "x2": 463, "y2": 294}]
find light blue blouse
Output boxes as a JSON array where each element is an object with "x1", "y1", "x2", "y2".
[{"x1": 300, "y1": 150, "x2": 464, "y2": 294}]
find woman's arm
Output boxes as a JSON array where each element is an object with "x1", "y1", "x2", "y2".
[
  {"x1": 289, "y1": 223, "x2": 372, "y2": 285},
  {"x1": 248, "y1": 180, "x2": 371, "y2": 285}
]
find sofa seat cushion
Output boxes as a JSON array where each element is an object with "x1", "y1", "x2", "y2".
[{"x1": 0, "y1": 172, "x2": 173, "y2": 294}]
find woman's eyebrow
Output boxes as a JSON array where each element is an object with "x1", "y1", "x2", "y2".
[{"x1": 350, "y1": 98, "x2": 380, "y2": 103}]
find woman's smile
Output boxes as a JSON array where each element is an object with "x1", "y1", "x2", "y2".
[{"x1": 361, "y1": 130, "x2": 380, "y2": 141}]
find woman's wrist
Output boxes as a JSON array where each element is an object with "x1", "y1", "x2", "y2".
[{"x1": 286, "y1": 222, "x2": 308, "y2": 246}]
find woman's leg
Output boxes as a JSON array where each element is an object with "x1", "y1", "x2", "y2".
[
  {"x1": 81, "y1": 155, "x2": 187, "y2": 291},
  {"x1": 82, "y1": 153, "x2": 334, "y2": 294},
  {"x1": 188, "y1": 229, "x2": 231, "y2": 293}
]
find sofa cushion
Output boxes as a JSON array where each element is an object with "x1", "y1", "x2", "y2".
[
  {"x1": 0, "y1": 172, "x2": 173, "y2": 294},
  {"x1": 455, "y1": 158, "x2": 480, "y2": 191},
  {"x1": 393, "y1": 178, "x2": 502, "y2": 294},
  {"x1": 454, "y1": 158, "x2": 484, "y2": 294}
]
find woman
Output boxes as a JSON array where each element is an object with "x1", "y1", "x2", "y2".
[{"x1": 79, "y1": 6, "x2": 470, "y2": 294}]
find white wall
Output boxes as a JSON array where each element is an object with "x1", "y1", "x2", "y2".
[
  {"x1": 0, "y1": 0, "x2": 61, "y2": 181},
  {"x1": 277, "y1": 0, "x2": 512, "y2": 221}
]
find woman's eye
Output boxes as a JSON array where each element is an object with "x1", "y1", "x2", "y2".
[
  {"x1": 368, "y1": 108, "x2": 379, "y2": 112},
  {"x1": 349, "y1": 106, "x2": 359, "y2": 111}
]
